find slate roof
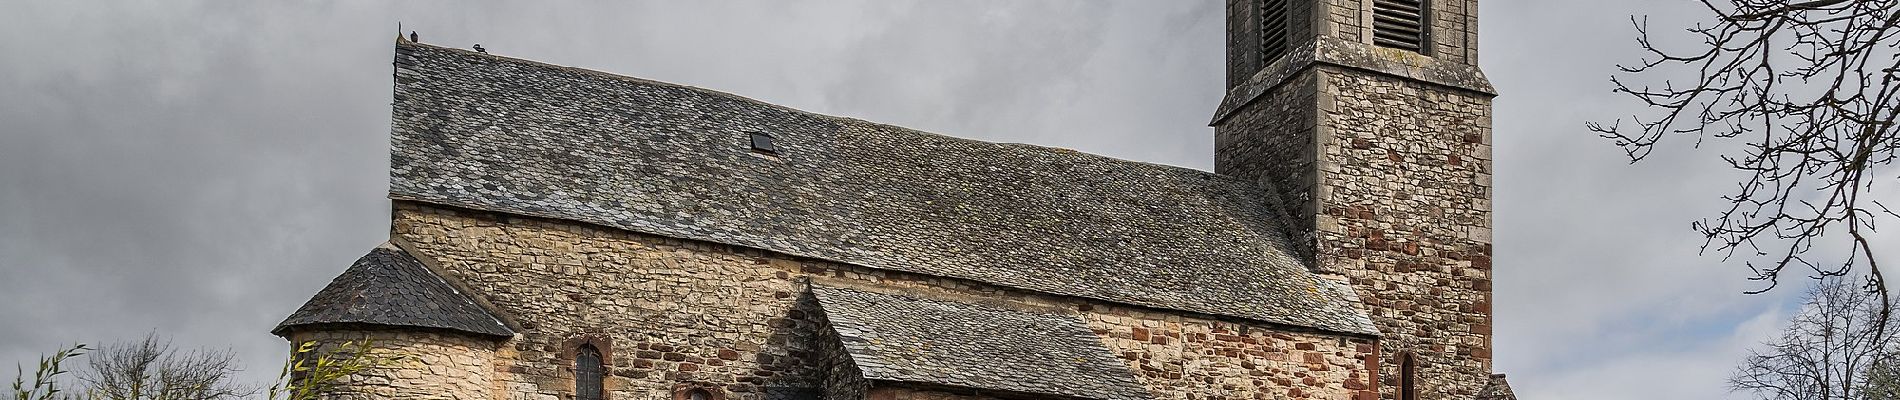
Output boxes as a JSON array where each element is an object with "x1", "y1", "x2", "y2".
[
  {"x1": 273, "y1": 244, "x2": 513, "y2": 338},
  {"x1": 809, "y1": 285, "x2": 1150, "y2": 400},
  {"x1": 386, "y1": 42, "x2": 1376, "y2": 335}
]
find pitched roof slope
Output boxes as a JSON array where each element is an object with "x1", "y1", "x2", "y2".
[
  {"x1": 273, "y1": 244, "x2": 512, "y2": 338},
  {"x1": 386, "y1": 42, "x2": 1375, "y2": 335},
  {"x1": 810, "y1": 285, "x2": 1150, "y2": 400}
]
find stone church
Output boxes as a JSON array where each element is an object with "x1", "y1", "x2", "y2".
[{"x1": 275, "y1": 1, "x2": 1518, "y2": 399}]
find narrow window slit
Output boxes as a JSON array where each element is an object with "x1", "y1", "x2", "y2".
[{"x1": 1400, "y1": 351, "x2": 1419, "y2": 400}]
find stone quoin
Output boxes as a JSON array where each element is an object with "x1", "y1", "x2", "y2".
[{"x1": 275, "y1": 1, "x2": 1514, "y2": 399}]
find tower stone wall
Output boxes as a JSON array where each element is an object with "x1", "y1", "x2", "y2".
[{"x1": 1213, "y1": 1, "x2": 1496, "y2": 399}]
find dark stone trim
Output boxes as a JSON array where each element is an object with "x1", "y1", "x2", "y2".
[{"x1": 560, "y1": 334, "x2": 615, "y2": 368}]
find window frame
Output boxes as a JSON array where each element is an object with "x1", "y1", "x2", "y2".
[
  {"x1": 1399, "y1": 351, "x2": 1419, "y2": 400},
  {"x1": 749, "y1": 132, "x2": 781, "y2": 155},
  {"x1": 575, "y1": 344, "x2": 605, "y2": 400}
]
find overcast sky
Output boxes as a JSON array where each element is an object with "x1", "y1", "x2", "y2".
[{"x1": 0, "y1": 1, "x2": 1863, "y2": 399}]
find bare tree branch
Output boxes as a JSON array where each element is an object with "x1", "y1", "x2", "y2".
[
  {"x1": 76, "y1": 333, "x2": 253, "y2": 400},
  {"x1": 1590, "y1": 0, "x2": 1900, "y2": 296}
]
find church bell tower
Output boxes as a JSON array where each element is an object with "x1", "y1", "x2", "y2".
[{"x1": 1209, "y1": 0, "x2": 1497, "y2": 399}]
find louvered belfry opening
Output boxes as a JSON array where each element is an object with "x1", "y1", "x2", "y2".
[
  {"x1": 1372, "y1": 0, "x2": 1427, "y2": 52},
  {"x1": 1260, "y1": 0, "x2": 1290, "y2": 64}
]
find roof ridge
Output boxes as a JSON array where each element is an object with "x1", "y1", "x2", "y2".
[
  {"x1": 398, "y1": 42, "x2": 851, "y2": 124},
  {"x1": 834, "y1": 118, "x2": 1250, "y2": 185},
  {"x1": 400, "y1": 42, "x2": 1233, "y2": 183}
]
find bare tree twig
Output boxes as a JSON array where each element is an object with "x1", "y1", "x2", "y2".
[
  {"x1": 1591, "y1": 0, "x2": 1900, "y2": 295},
  {"x1": 1732, "y1": 275, "x2": 1900, "y2": 399}
]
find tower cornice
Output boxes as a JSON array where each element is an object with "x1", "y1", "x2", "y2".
[{"x1": 1210, "y1": 37, "x2": 1496, "y2": 126}]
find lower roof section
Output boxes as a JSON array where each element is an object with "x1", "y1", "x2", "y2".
[
  {"x1": 273, "y1": 243, "x2": 513, "y2": 339},
  {"x1": 810, "y1": 284, "x2": 1151, "y2": 400}
]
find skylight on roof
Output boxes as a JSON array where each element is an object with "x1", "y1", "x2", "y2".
[{"x1": 749, "y1": 132, "x2": 780, "y2": 155}]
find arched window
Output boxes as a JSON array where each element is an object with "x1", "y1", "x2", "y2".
[
  {"x1": 576, "y1": 344, "x2": 604, "y2": 400},
  {"x1": 673, "y1": 387, "x2": 719, "y2": 400},
  {"x1": 1399, "y1": 352, "x2": 1418, "y2": 400}
]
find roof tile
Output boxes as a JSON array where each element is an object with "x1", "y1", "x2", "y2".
[
  {"x1": 385, "y1": 42, "x2": 1375, "y2": 335},
  {"x1": 274, "y1": 244, "x2": 512, "y2": 338},
  {"x1": 811, "y1": 285, "x2": 1150, "y2": 400}
]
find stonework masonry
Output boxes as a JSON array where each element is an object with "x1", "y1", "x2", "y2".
[
  {"x1": 1214, "y1": 69, "x2": 1321, "y2": 261},
  {"x1": 1315, "y1": 67, "x2": 1493, "y2": 400},
  {"x1": 376, "y1": 201, "x2": 1377, "y2": 400},
  {"x1": 1214, "y1": 0, "x2": 1497, "y2": 399},
  {"x1": 287, "y1": 329, "x2": 503, "y2": 399}
]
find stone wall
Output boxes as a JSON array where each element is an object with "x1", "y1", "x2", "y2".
[
  {"x1": 1214, "y1": 71, "x2": 1320, "y2": 263},
  {"x1": 1428, "y1": 0, "x2": 1480, "y2": 66},
  {"x1": 393, "y1": 202, "x2": 829, "y2": 400},
  {"x1": 813, "y1": 297, "x2": 869, "y2": 400},
  {"x1": 1322, "y1": 0, "x2": 1364, "y2": 43},
  {"x1": 1313, "y1": 67, "x2": 1492, "y2": 400},
  {"x1": 1315, "y1": 0, "x2": 1478, "y2": 65},
  {"x1": 286, "y1": 329, "x2": 502, "y2": 400},
  {"x1": 386, "y1": 201, "x2": 1374, "y2": 400},
  {"x1": 1214, "y1": 67, "x2": 1492, "y2": 400},
  {"x1": 1229, "y1": 0, "x2": 1481, "y2": 90},
  {"x1": 864, "y1": 387, "x2": 995, "y2": 400},
  {"x1": 1088, "y1": 310, "x2": 1376, "y2": 400},
  {"x1": 1215, "y1": 1, "x2": 1495, "y2": 398},
  {"x1": 1225, "y1": 0, "x2": 1319, "y2": 88},
  {"x1": 1225, "y1": 0, "x2": 1258, "y2": 88}
]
